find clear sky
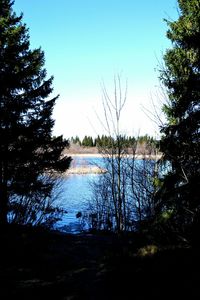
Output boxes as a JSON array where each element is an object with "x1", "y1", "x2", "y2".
[{"x1": 13, "y1": 0, "x2": 178, "y2": 139}]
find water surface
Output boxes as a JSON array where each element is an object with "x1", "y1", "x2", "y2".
[{"x1": 55, "y1": 173, "x2": 98, "y2": 233}]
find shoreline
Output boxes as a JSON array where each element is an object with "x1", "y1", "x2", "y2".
[
  {"x1": 66, "y1": 165, "x2": 107, "y2": 175},
  {"x1": 66, "y1": 153, "x2": 162, "y2": 160},
  {"x1": 60, "y1": 153, "x2": 162, "y2": 176}
]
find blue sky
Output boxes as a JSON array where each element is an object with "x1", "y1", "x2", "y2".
[{"x1": 13, "y1": 0, "x2": 178, "y2": 139}]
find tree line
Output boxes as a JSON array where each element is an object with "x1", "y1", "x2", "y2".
[{"x1": 70, "y1": 134, "x2": 158, "y2": 149}]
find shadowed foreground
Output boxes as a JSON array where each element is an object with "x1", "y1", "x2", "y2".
[{"x1": 0, "y1": 225, "x2": 200, "y2": 299}]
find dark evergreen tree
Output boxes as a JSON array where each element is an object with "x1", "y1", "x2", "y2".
[
  {"x1": 82, "y1": 136, "x2": 94, "y2": 147},
  {"x1": 0, "y1": 0, "x2": 71, "y2": 225},
  {"x1": 74, "y1": 135, "x2": 81, "y2": 145},
  {"x1": 158, "y1": 0, "x2": 200, "y2": 239}
]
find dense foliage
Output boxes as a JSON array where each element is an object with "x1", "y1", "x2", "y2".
[
  {"x1": 158, "y1": 0, "x2": 200, "y2": 241},
  {"x1": 0, "y1": 0, "x2": 71, "y2": 226}
]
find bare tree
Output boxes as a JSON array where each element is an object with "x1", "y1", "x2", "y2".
[
  {"x1": 98, "y1": 75, "x2": 129, "y2": 232},
  {"x1": 87, "y1": 75, "x2": 160, "y2": 233}
]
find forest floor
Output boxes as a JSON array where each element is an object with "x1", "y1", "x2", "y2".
[{"x1": 0, "y1": 225, "x2": 200, "y2": 299}]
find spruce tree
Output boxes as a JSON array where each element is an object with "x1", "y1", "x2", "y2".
[
  {"x1": 0, "y1": 0, "x2": 71, "y2": 225},
  {"x1": 158, "y1": 0, "x2": 200, "y2": 238}
]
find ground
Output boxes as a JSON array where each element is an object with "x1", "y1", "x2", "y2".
[{"x1": 0, "y1": 225, "x2": 199, "y2": 299}]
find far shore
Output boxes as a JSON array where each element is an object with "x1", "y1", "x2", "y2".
[
  {"x1": 65, "y1": 153, "x2": 162, "y2": 160},
  {"x1": 57, "y1": 152, "x2": 163, "y2": 176},
  {"x1": 66, "y1": 165, "x2": 107, "y2": 175},
  {"x1": 60, "y1": 153, "x2": 162, "y2": 175}
]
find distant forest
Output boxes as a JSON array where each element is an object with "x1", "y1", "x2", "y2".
[{"x1": 70, "y1": 134, "x2": 158, "y2": 148}]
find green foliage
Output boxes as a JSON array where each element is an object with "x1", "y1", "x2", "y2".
[
  {"x1": 158, "y1": 0, "x2": 200, "y2": 241},
  {"x1": 70, "y1": 136, "x2": 81, "y2": 145},
  {"x1": 0, "y1": 0, "x2": 71, "y2": 225},
  {"x1": 71, "y1": 134, "x2": 157, "y2": 151},
  {"x1": 137, "y1": 244, "x2": 158, "y2": 257},
  {"x1": 81, "y1": 135, "x2": 94, "y2": 147}
]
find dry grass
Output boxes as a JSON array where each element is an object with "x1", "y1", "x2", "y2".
[{"x1": 66, "y1": 166, "x2": 107, "y2": 175}]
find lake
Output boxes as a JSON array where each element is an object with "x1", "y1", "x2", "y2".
[
  {"x1": 54, "y1": 156, "x2": 103, "y2": 233},
  {"x1": 54, "y1": 155, "x2": 159, "y2": 233}
]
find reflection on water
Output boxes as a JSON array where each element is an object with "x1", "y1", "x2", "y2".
[
  {"x1": 54, "y1": 157, "x2": 106, "y2": 233},
  {"x1": 54, "y1": 156, "x2": 159, "y2": 233},
  {"x1": 55, "y1": 173, "x2": 98, "y2": 233},
  {"x1": 71, "y1": 156, "x2": 105, "y2": 168},
  {"x1": 54, "y1": 156, "x2": 105, "y2": 233}
]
